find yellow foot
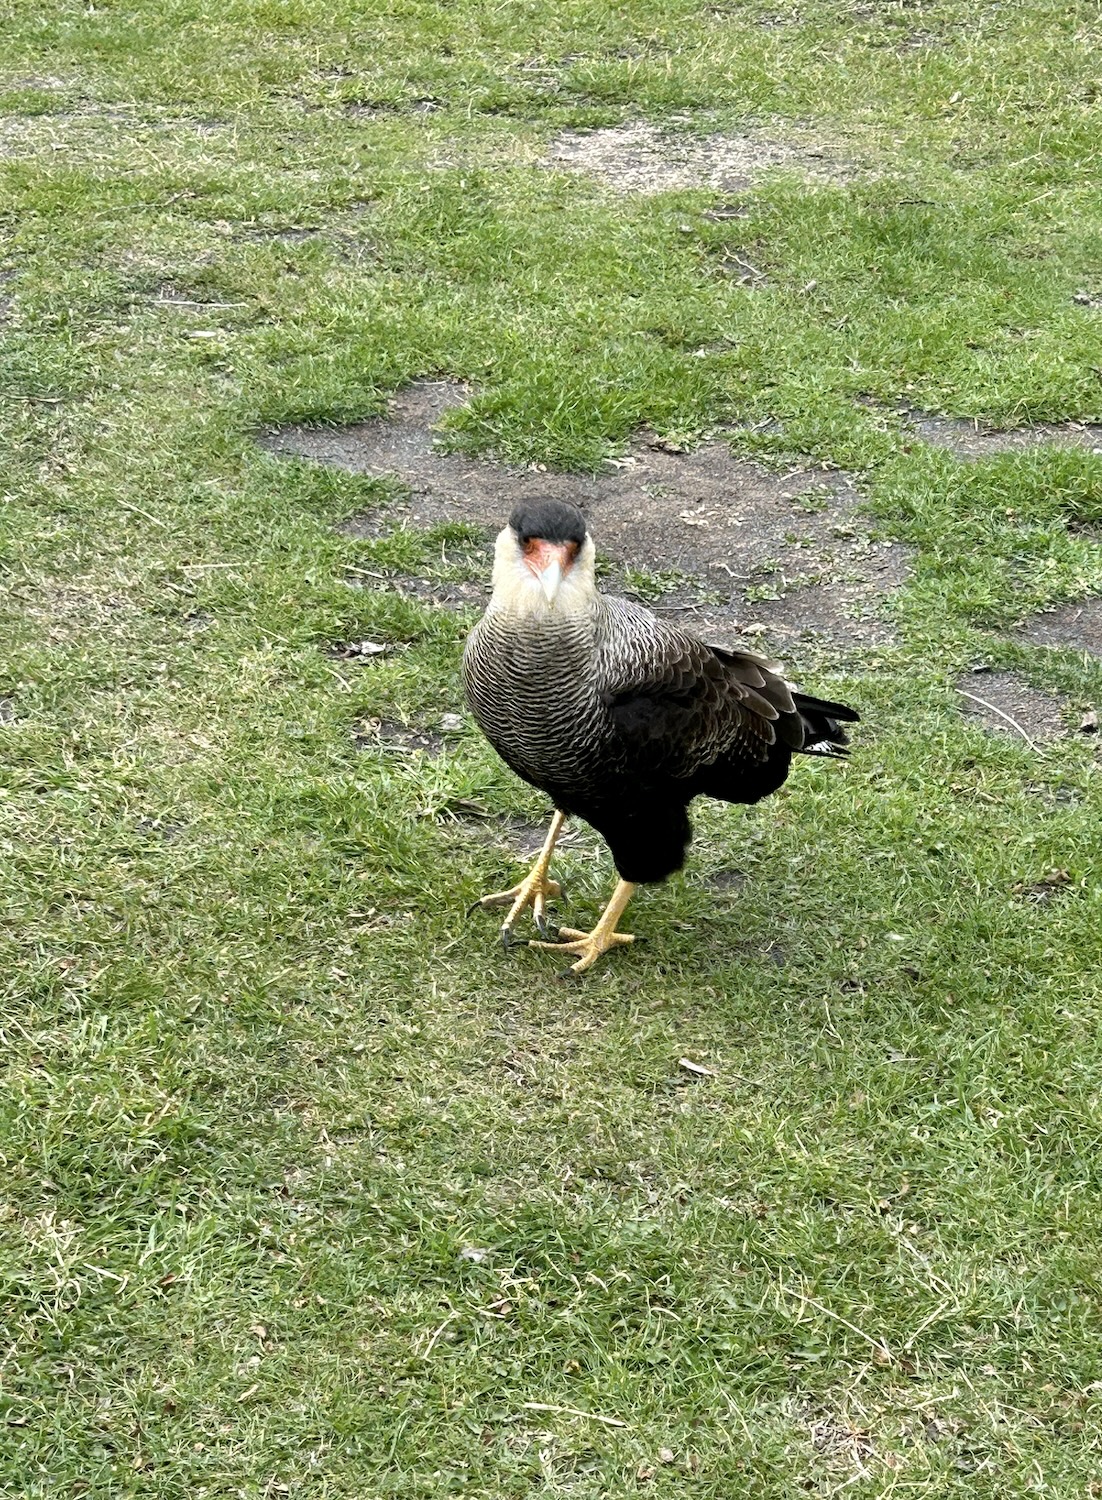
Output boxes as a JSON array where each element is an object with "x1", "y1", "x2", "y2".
[
  {"x1": 470, "y1": 871, "x2": 563, "y2": 943},
  {"x1": 528, "y1": 878, "x2": 637, "y2": 975},
  {"x1": 529, "y1": 925, "x2": 635, "y2": 976},
  {"x1": 468, "y1": 810, "x2": 568, "y2": 946}
]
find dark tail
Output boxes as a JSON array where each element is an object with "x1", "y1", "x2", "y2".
[{"x1": 792, "y1": 691, "x2": 859, "y2": 758}]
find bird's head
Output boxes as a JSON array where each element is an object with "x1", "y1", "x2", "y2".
[{"x1": 492, "y1": 500, "x2": 596, "y2": 614}]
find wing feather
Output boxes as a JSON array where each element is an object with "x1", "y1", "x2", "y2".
[{"x1": 595, "y1": 598, "x2": 797, "y2": 781}]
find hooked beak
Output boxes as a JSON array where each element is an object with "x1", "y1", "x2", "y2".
[
  {"x1": 525, "y1": 540, "x2": 574, "y2": 605},
  {"x1": 538, "y1": 558, "x2": 563, "y2": 604}
]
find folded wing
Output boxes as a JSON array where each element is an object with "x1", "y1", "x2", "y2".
[{"x1": 596, "y1": 597, "x2": 810, "y2": 783}]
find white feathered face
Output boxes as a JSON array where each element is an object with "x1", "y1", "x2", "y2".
[{"x1": 491, "y1": 505, "x2": 596, "y2": 614}]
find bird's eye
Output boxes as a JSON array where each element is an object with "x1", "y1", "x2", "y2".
[
  {"x1": 521, "y1": 536, "x2": 581, "y2": 574},
  {"x1": 523, "y1": 538, "x2": 579, "y2": 557}
]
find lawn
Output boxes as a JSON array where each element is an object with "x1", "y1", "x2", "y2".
[{"x1": 2, "y1": 1, "x2": 1102, "y2": 1494}]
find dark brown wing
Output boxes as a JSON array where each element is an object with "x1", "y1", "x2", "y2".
[{"x1": 595, "y1": 598, "x2": 802, "y2": 782}]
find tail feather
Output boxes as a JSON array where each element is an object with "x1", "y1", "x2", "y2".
[{"x1": 792, "y1": 690, "x2": 859, "y2": 758}]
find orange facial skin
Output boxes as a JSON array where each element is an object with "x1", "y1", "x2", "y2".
[{"x1": 523, "y1": 538, "x2": 578, "y2": 578}]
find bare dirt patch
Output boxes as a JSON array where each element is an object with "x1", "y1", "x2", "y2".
[
  {"x1": 804, "y1": 1409, "x2": 876, "y2": 1472},
  {"x1": 469, "y1": 816, "x2": 551, "y2": 862},
  {"x1": 1017, "y1": 598, "x2": 1102, "y2": 658},
  {"x1": 1011, "y1": 868, "x2": 1075, "y2": 905},
  {"x1": 545, "y1": 122, "x2": 850, "y2": 195},
  {"x1": 440, "y1": 797, "x2": 605, "y2": 873},
  {"x1": 16, "y1": 580, "x2": 140, "y2": 645},
  {"x1": 344, "y1": 98, "x2": 441, "y2": 118},
  {"x1": 956, "y1": 672, "x2": 1072, "y2": 747},
  {"x1": 453, "y1": 811, "x2": 601, "y2": 865},
  {"x1": 0, "y1": 74, "x2": 71, "y2": 92},
  {"x1": 455, "y1": 812, "x2": 561, "y2": 861},
  {"x1": 353, "y1": 716, "x2": 448, "y2": 756},
  {"x1": 900, "y1": 412, "x2": 1102, "y2": 460},
  {"x1": 259, "y1": 380, "x2": 907, "y2": 654},
  {"x1": 224, "y1": 204, "x2": 376, "y2": 261}
]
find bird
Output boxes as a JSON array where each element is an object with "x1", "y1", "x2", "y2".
[{"x1": 462, "y1": 499, "x2": 858, "y2": 975}]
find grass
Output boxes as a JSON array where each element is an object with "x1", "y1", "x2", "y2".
[{"x1": 3, "y1": 0, "x2": 1102, "y2": 1494}]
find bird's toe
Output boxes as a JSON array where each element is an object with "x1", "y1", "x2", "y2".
[
  {"x1": 472, "y1": 883, "x2": 521, "y2": 913},
  {"x1": 529, "y1": 924, "x2": 635, "y2": 976},
  {"x1": 533, "y1": 909, "x2": 559, "y2": 939}
]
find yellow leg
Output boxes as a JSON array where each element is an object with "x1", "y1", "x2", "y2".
[
  {"x1": 529, "y1": 878, "x2": 636, "y2": 975},
  {"x1": 469, "y1": 810, "x2": 566, "y2": 943}
]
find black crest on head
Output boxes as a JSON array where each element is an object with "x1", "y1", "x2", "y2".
[{"x1": 508, "y1": 500, "x2": 588, "y2": 547}]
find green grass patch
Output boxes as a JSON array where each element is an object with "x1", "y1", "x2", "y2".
[{"x1": 3, "y1": 1, "x2": 1102, "y2": 1494}]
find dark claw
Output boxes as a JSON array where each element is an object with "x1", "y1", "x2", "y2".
[
  {"x1": 500, "y1": 925, "x2": 523, "y2": 952},
  {"x1": 534, "y1": 912, "x2": 559, "y2": 940},
  {"x1": 556, "y1": 965, "x2": 582, "y2": 982},
  {"x1": 466, "y1": 897, "x2": 488, "y2": 919}
]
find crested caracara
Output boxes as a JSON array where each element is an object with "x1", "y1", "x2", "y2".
[{"x1": 463, "y1": 500, "x2": 858, "y2": 974}]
